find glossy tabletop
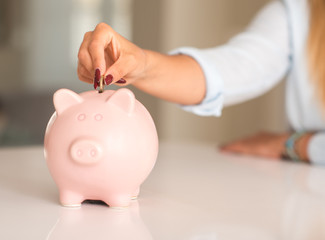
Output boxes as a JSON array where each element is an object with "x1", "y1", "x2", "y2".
[{"x1": 1, "y1": 141, "x2": 325, "y2": 240}]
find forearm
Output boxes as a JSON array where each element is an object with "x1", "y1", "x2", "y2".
[{"x1": 132, "y1": 50, "x2": 206, "y2": 105}]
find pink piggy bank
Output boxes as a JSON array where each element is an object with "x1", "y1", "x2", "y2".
[{"x1": 44, "y1": 88, "x2": 158, "y2": 207}]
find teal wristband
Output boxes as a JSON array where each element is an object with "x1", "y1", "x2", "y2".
[{"x1": 284, "y1": 132, "x2": 305, "y2": 162}]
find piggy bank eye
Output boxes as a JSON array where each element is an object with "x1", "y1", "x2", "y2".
[
  {"x1": 94, "y1": 114, "x2": 103, "y2": 121},
  {"x1": 77, "y1": 113, "x2": 86, "y2": 121}
]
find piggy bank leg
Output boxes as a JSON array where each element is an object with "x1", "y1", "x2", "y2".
[
  {"x1": 59, "y1": 190, "x2": 84, "y2": 207},
  {"x1": 104, "y1": 194, "x2": 132, "y2": 208},
  {"x1": 131, "y1": 187, "x2": 140, "y2": 200}
]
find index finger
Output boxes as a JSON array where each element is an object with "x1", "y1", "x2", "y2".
[{"x1": 88, "y1": 23, "x2": 114, "y2": 76}]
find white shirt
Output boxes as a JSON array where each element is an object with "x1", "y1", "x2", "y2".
[{"x1": 170, "y1": 0, "x2": 325, "y2": 164}]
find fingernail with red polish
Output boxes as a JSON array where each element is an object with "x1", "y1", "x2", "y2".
[
  {"x1": 94, "y1": 68, "x2": 101, "y2": 90},
  {"x1": 94, "y1": 79, "x2": 98, "y2": 89},
  {"x1": 104, "y1": 74, "x2": 113, "y2": 85},
  {"x1": 95, "y1": 68, "x2": 101, "y2": 81},
  {"x1": 116, "y1": 78, "x2": 126, "y2": 84}
]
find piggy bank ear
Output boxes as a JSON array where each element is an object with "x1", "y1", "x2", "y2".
[
  {"x1": 53, "y1": 89, "x2": 83, "y2": 115},
  {"x1": 107, "y1": 88, "x2": 135, "y2": 115}
]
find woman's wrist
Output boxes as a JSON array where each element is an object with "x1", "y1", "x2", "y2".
[
  {"x1": 132, "y1": 50, "x2": 163, "y2": 86},
  {"x1": 136, "y1": 49, "x2": 151, "y2": 82}
]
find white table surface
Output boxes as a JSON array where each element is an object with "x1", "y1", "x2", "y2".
[{"x1": 1, "y1": 141, "x2": 325, "y2": 240}]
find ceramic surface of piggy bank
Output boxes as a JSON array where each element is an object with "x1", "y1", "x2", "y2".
[{"x1": 44, "y1": 88, "x2": 158, "y2": 207}]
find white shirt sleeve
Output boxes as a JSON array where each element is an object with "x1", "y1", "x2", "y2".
[
  {"x1": 169, "y1": 0, "x2": 291, "y2": 116},
  {"x1": 308, "y1": 132, "x2": 325, "y2": 165}
]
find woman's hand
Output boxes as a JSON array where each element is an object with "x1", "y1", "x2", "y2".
[
  {"x1": 77, "y1": 22, "x2": 147, "y2": 88},
  {"x1": 220, "y1": 132, "x2": 290, "y2": 159},
  {"x1": 77, "y1": 22, "x2": 206, "y2": 105}
]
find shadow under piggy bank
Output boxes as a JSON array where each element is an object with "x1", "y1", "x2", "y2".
[{"x1": 46, "y1": 201, "x2": 153, "y2": 240}]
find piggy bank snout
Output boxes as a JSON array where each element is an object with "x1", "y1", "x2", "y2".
[{"x1": 70, "y1": 139, "x2": 103, "y2": 164}]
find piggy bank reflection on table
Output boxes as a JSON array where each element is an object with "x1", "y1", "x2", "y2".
[{"x1": 44, "y1": 88, "x2": 158, "y2": 207}]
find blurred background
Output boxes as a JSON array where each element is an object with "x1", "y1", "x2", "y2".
[{"x1": 0, "y1": 0, "x2": 288, "y2": 147}]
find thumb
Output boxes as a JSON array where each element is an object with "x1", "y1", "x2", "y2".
[{"x1": 105, "y1": 53, "x2": 135, "y2": 85}]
